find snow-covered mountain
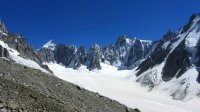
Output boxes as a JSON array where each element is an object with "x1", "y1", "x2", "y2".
[
  {"x1": 37, "y1": 13, "x2": 200, "y2": 101},
  {"x1": 136, "y1": 13, "x2": 200, "y2": 101},
  {"x1": 0, "y1": 12, "x2": 200, "y2": 109}
]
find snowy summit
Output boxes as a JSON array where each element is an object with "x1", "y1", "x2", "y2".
[{"x1": 42, "y1": 40, "x2": 56, "y2": 50}]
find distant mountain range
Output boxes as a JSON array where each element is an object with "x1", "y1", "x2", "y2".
[{"x1": 0, "y1": 13, "x2": 200, "y2": 102}]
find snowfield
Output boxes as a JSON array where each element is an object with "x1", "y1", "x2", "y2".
[{"x1": 47, "y1": 62, "x2": 200, "y2": 112}]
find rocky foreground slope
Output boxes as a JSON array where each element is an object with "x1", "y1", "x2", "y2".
[{"x1": 0, "y1": 58, "x2": 139, "y2": 112}]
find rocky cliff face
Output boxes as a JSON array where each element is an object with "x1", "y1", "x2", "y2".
[
  {"x1": 86, "y1": 44, "x2": 102, "y2": 70},
  {"x1": 71, "y1": 46, "x2": 87, "y2": 69}
]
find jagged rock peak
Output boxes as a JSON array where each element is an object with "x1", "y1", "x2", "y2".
[
  {"x1": 115, "y1": 35, "x2": 152, "y2": 47},
  {"x1": 42, "y1": 40, "x2": 56, "y2": 50},
  {"x1": 180, "y1": 13, "x2": 200, "y2": 34},
  {"x1": 91, "y1": 43, "x2": 101, "y2": 50},
  {"x1": 115, "y1": 35, "x2": 134, "y2": 46},
  {"x1": 0, "y1": 20, "x2": 8, "y2": 34}
]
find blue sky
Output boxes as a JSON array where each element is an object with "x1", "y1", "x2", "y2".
[{"x1": 0, "y1": 0, "x2": 200, "y2": 48}]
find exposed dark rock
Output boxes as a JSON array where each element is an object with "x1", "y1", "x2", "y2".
[
  {"x1": 54, "y1": 44, "x2": 77, "y2": 66},
  {"x1": 102, "y1": 45, "x2": 117, "y2": 65},
  {"x1": 41, "y1": 65, "x2": 54, "y2": 74},
  {"x1": 136, "y1": 30, "x2": 176, "y2": 76},
  {"x1": 133, "y1": 108, "x2": 141, "y2": 112},
  {"x1": 115, "y1": 35, "x2": 128, "y2": 47},
  {"x1": 72, "y1": 46, "x2": 87, "y2": 69},
  {"x1": 0, "y1": 45, "x2": 9, "y2": 58},
  {"x1": 38, "y1": 48, "x2": 55, "y2": 62},
  {"x1": 126, "y1": 39, "x2": 143, "y2": 67},
  {"x1": 162, "y1": 39, "x2": 191, "y2": 81},
  {"x1": 0, "y1": 20, "x2": 8, "y2": 34},
  {"x1": 87, "y1": 44, "x2": 102, "y2": 70},
  {"x1": 181, "y1": 14, "x2": 197, "y2": 34}
]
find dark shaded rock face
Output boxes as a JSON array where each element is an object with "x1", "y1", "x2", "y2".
[
  {"x1": 126, "y1": 39, "x2": 143, "y2": 67},
  {"x1": 181, "y1": 14, "x2": 197, "y2": 34},
  {"x1": 102, "y1": 45, "x2": 117, "y2": 65},
  {"x1": 114, "y1": 35, "x2": 132, "y2": 63},
  {"x1": 55, "y1": 44, "x2": 77, "y2": 66},
  {"x1": 115, "y1": 35, "x2": 128, "y2": 47},
  {"x1": 38, "y1": 48, "x2": 55, "y2": 62},
  {"x1": 125, "y1": 39, "x2": 153, "y2": 68},
  {"x1": 102, "y1": 35, "x2": 154, "y2": 69},
  {"x1": 87, "y1": 44, "x2": 102, "y2": 70},
  {"x1": 136, "y1": 31, "x2": 177, "y2": 76},
  {"x1": 72, "y1": 46, "x2": 87, "y2": 69},
  {"x1": 162, "y1": 39, "x2": 191, "y2": 81},
  {"x1": 0, "y1": 45, "x2": 9, "y2": 58},
  {"x1": 195, "y1": 39, "x2": 200, "y2": 83},
  {"x1": 39, "y1": 44, "x2": 87, "y2": 69}
]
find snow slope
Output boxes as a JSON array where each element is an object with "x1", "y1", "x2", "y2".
[
  {"x1": 0, "y1": 40, "x2": 49, "y2": 73},
  {"x1": 46, "y1": 62, "x2": 200, "y2": 112}
]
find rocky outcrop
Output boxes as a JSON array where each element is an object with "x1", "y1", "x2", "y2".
[
  {"x1": 102, "y1": 45, "x2": 116, "y2": 65},
  {"x1": 162, "y1": 39, "x2": 191, "y2": 81},
  {"x1": 38, "y1": 48, "x2": 55, "y2": 62},
  {"x1": 87, "y1": 44, "x2": 102, "y2": 70},
  {"x1": 71, "y1": 46, "x2": 87, "y2": 69},
  {"x1": 0, "y1": 45, "x2": 9, "y2": 58},
  {"x1": 0, "y1": 20, "x2": 8, "y2": 34},
  {"x1": 54, "y1": 44, "x2": 77, "y2": 66},
  {"x1": 125, "y1": 39, "x2": 153, "y2": 68}
]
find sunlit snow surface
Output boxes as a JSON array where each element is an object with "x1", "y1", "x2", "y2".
[
  {"x1": 47, "y1": 62, "x2": 200, "y2": 112},
  {"x1": 42, "y1": 40, "x2": 56, "y2": 50}
]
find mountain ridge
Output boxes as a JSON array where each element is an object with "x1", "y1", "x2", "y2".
[
  {"x1": 39, "y1": 35, "x2": 154, "y2": 70},
  {"x1": 0, "y1": 13, "x2": 200, "y2": 102}
]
